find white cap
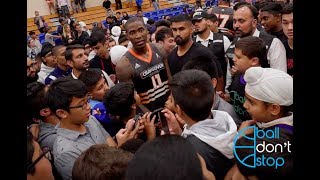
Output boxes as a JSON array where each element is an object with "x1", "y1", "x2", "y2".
[{"x1": 110, "y1": 45, "x2": 128, "y2": 65}]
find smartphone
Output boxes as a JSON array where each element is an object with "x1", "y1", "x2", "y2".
[
  {"x1": 133, "y1": 113, "x2": 143, "y2": 129},
  {"x1": 150, "y1": 108, "x2": 169, "y2": 134},
  {"x1": 150, "y1": 108, "x2": 164, "y2": 123}
]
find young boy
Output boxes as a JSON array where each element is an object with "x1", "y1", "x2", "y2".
[
  {"x1": 103, "y1": 82, "x2": 150, "y2": 137},
  {"x1": 233, "y1": 67, "x2": 293, "y2": 179},
  {"x1": 47, "y1": 77, "x2": 139, "y2": 179},
  {"x1": 78, "y1": 69, "x2": 111, "y2": 125},
  {"x1": 221, "y1": 36, "x2": 266, "y2": 122},
  {"x1": 164, "y1": 69, "x2": 237, "y2": 180},
  {"x1": 281, "y1": 3, "x2": 293, "y2": 77},
  {"x1": 182, "y1": 55, "x2": 241, "y2": 127}
]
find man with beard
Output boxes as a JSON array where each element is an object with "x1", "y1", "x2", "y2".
[
  {"x1": 167, "y1": 14, "x2": 225, "y2": 92},
  {"x1": 65, "y1": 44, "x2": 90, "y2": 79},
  {"x1": 45, "y1": 45, "x2": 71, "y2": 85},
  {"x1": 225, "y1": 5, "x2": 287, "y2": 77},
  {"x1": 116, "y1": 17, "x2": 170, "y2": 111},
  {"x1": 66, "y1": 44, "x2": 115, "y2": 87},
  {"x1": 192, "y1": 10, "x2": 231, "y2": 90},
  {"x1": 27, "y1": 57, "x2": 39, "y2": 84}
]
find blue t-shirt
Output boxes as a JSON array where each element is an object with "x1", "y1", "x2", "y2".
[{"x1": 89, "y1": 100, "x2": 111, "y2": 124}]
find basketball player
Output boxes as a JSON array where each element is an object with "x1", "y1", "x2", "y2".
[{"x1": 116, "y1": 17, "x2": 171, "y2": 111}]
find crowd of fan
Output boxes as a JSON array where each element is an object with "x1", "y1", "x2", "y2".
[{"x1": 27, "y1": 0, "x2": 293, "y2": 179}]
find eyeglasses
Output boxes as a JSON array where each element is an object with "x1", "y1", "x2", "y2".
[
  {"x1": 27, "y1": 147, "x2": 52, "y2": 172},
  {"x1": 69, "y1": 97, "x2": 91, "y2": 110}
]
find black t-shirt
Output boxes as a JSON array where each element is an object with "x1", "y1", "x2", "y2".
[
  {"x1": 186, "y1": 135, "x2": 234, "y2": 180},
  {"x1": 114, "y1": 19, "x2": 122, "y2": 26},
  {"x1": 167, "y1": 42, "x2": 222, "y2": 76},
  {"x1": 89, "y1": 55, "x2": 115, "y2": 75},
  {"x1": 227, "y1": 73, "x2": 251, "y2": 122},
  {"x1": 75, "y1": 31, "x2": 89, "y2": 45},
  {"x1": 283, "y1": 40, "x2": 293, "y2": 77},
  {"x1": 271, "y1": 30, "x2": 287, "y2": 43}
]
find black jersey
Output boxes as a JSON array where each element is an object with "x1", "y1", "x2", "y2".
[
  {"x1": 227, "y1": 73, "x2": 251, "y2": 121},
  {"x1": 211, "y1": 6, "x2": 234, "y2": 30},
  {"x1": 124, "y1": 43, "x2": 170, "y2": 111},
  {"x1": 283, "y1": 40, "x2": 293, "y2": 77}
]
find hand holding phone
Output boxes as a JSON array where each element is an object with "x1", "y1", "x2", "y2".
[
  {"x1": 150, "y1": 108, "x2": 169, "y2": 134},
  {"x1": 161, "y1": 108, "x2": 183, "y2": 135},
  {"x1": 133, "y1": 113, "x2": 143, "y2": 129},
  {"x1": 141, "y1": 112, "x2": 157, "y2": 140}
]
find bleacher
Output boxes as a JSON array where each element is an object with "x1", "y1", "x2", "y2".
[
  {"x1": 27, "y1": 0, "x2": 189, "y2": 35},
  {"x1": 27, "y1": 0, "x2": 210, "y2": 44}
]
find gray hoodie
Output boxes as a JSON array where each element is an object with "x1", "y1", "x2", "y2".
[{"x1": 182, "y1": 110, "x2": 238, "y2": 159}]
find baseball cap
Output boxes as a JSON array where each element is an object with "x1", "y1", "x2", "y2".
[
  {"x1": 192, "y1": 10, "x2": 208, "y2": 21},
  {"x1": 40, "y1": 42, "x2": 54, "y2": 57}
]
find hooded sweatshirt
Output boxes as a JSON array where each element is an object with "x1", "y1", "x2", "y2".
[
  {"x1": 37, "y1": 63, "x2": 55, "y2": 84},
  {"x1": 213, "y1": 92, "x2": 241, "y2": 127},
  {"x1": 182, "y1": 110, "x2": 238, "y2": 180},
  {"x1": 182, "y1": 110, "x2": 237, "y2": 159}
]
